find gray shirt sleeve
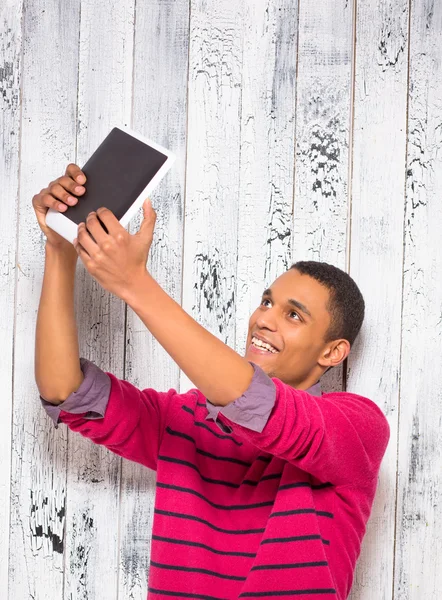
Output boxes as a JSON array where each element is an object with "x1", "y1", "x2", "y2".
[
  {"x1": 205, "y1": 362, "x2": 276, "y2": 433},
  {"x1": 40, "y1": 358, "x2": 111, "y2": 429},
  {"x1": 205, "y1": 361, "x2": 322, "y2": 433}
]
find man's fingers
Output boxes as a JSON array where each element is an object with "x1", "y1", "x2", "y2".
[
  {"x1": 47, "y1": 182, "x2": 79, "y2": 206},
  {"x1": 40, "y1": 191, "x2": 72, "y2": 213},
  {"x1": 77, "y1": 223, "x2": 98, "y2": 257},
  {"x1": 54, "y1": 175, "x2": 86, "y2": 197},
  {"x1": 85, "y1": 212, "x2": 110, "y2": 245},
  {"x1": 95, "y1": 207, "x2": 122, "y2": 238},
  {"x1": 65, "y1": 163, "x2": 87, "y2": 185},
  {"x1": 74, "y1": 237, "x2": 92, "y2": 265}
]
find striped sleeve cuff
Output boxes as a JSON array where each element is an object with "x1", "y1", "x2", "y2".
[
  {"x1": 40, "y1": 358, "x2": 111, "y2": 429},
  {"x1": 205, "y1": 361, "x2": 276, "y2": 433}
]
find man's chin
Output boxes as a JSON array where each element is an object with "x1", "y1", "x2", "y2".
[{"x1": 244, "y1": 350, "x2": 278, "y2": 377}]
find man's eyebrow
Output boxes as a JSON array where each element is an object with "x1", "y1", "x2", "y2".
[{"x1": 262, "y1": 288, "x2": 313, "y2": 318}]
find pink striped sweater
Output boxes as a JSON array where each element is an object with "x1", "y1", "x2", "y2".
[{"x1": 41, "y1": 359, "x2": 390, "y2": 599}]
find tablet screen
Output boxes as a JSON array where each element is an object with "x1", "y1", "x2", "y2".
[{"x1": 65, "y1": 128, "x2": 168, "y2": 225}]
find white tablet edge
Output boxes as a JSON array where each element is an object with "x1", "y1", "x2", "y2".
[{"x1": 45, "y1": 125, "x2": 176, "y2": 244}]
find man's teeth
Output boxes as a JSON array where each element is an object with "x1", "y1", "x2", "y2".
[{"x1": 251, "y1": 337, "x2": 278, "y2": 353}]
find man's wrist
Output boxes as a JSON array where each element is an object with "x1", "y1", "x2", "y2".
[
  {"x1": 121, "y1": 270, "x2": 156, "y2": 307},
  {"x1": 45, "y1": 241, "x2": 78, "y2": 262}
]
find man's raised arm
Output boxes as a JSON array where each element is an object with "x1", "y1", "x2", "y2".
[
  {"x1": 33, "y1": 163, "x2": 89, "y2": 404},
  {"x1": 35, "y1": 243, "x2": 83, "y2": 404}
]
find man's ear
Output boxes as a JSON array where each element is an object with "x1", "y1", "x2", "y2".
[{"x1": 319, "y1": 339, "x2": 350, "y2": 369}]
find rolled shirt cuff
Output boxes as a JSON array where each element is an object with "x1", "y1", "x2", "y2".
[
  {"x1": 205, "y1": 362, "x2": 277, "y2": 433},
  {"x1": 205, "y1": 361, "x2": 322, "y2": 434},
  {"x1": 40, "y1": 358, "x2": 111, "y2": 429}
]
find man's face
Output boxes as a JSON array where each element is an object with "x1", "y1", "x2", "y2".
[{"x1": 244, "y1": 269, "x2": 335, "y2": 388}]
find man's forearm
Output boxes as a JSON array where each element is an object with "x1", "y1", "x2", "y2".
[
  {"x1": 123, "y1": 272, "x2": 254, "y2": 406},
  {"x1": 35, "y1": 244, "x2": 84, "y2": 403}
]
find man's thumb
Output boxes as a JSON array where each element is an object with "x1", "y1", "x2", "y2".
[{"x1": 138, "y1": 198, "x2": 156, "y2": 236}]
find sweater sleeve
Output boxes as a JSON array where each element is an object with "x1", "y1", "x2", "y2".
[
  {"x1": 213, "y1": 362, "x2": 391, "y2": 488},
  {"x1": 40, "y1": 358, "x2": 181, "y2": 471}
]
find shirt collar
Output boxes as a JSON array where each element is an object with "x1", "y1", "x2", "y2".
[{"x1": 304, "y1": 380, "x2": 322, "y2": 396}]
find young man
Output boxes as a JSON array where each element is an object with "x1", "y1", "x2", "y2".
[{"x1": 34, "y1": 164, "x2": 390, "y2": 600}]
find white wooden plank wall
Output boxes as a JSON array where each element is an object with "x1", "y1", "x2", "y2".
[
  {"x1": 7, "y1": 1, "x2": 80, "y2": 598},
  {"x1": 396, "y1": 1, "x2": 442, "y2": 597},
  {"x1": 347, "y1": 1, "x2": 410, "y2": 599},
  {"x1": 1, "y1": 0, "x2": 22, "y2": 595},
  {"x1": 1, "y1": 0, "x2": 441, "y2": 598}
]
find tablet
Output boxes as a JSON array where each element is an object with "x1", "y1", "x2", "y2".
[{"x1": 45, "y1": 126, "x2": 175, "y2": 244}]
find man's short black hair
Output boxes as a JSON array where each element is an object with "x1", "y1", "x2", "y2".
[{"x1": 289, "y1": 261, "x2": 365, "y2": 347}]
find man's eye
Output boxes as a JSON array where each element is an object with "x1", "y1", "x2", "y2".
[{"x1": 261, "y1": 299, "x2": 300, "y2": 320}]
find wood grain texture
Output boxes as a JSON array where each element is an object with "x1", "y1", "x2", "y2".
[
  {"x1": 347, "y1": 1, "x2": 410, "y2": 599},
  {"x1": 235, "y1": 0, "x2": 298, "y2": 363},
  {"x1": 64, "y1": 0, "x2": 135, "y2": 598},
  {"x1": 180, "y1": 0, "x2": 244, "y2": 393},
  {"x1": 3, "y1": 0, "x2": 442, "y2": 598},
  {"x1": 7, "y1": 0, "x2": 80, "y2": 597},
  {"x1": 394, "y1": 1, "x2": 442, "y2": 597},
  {"x1": 119, "y1": 0, "x2": 190, "y2": 597},
  {"x1": 0, "y1": 0, "x2": 23, "y2": 594},
  {"x1": 292, "y1": 0, "x2": 354, "y2": 395}
]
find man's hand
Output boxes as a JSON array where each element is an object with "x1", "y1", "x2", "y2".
[
  {"x1": 73, "y1": 199, "x2": 156, "y2": 301},
  {"x1": 32, "y1": 163, "x2": 87, "y2": 253}
]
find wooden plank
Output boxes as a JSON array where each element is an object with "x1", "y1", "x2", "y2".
[
  {"x1": 63, "y1": 0, "x2": 135, "y2": 598},
  {"x1": 180, "y1": 0, "x2": 244, "y2": 394},
  {"x1": 235, "y1": 0, "x2": 299, "y2": 364},
  {"x1": 394, "y1": 1, "x2": 442, "y2": 597},
  {"x1": 118, "y1": 1, "x2": 190, "y2": 597},
  {"x1": 7, "y1": 0, "x2": 80, "y2": 597},
  {"x1": 291, "y1": 0, "x2": 354, "y2": 394},
  {"x1": 347, "y1": 1, "x2": 410, "y2": 599},
  {"x1": 0, "y1": 0, "x2": 24, "y2": 594}
]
